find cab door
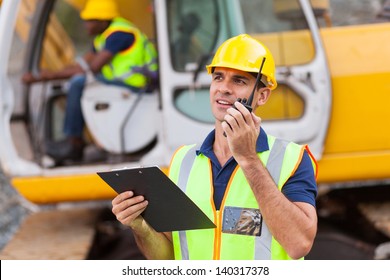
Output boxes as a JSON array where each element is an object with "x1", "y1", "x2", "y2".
[
  {"x1": 257, "y1": 0, "x2": 332, "y2": 159},
  {"x1": 157, "y1": 0, "x2": 331, "y2": 159}
]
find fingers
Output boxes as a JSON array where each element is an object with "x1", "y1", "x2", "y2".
[
  {"x1": 112, "y1": 191, "x2": 148, "y2": 227},
  {"x1": 223, "y1": 101, "x2": 253, "y2": 134},
  {"x1": 233, "y1": 101, "x2": 253, "y2": 121},
  {"x1": 112, "y1": 190, "x2": 134, "y2": 205},
  {"x1": 223, "y1": 113, "x2": 238, "y2": 135}
]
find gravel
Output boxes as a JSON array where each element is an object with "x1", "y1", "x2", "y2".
[{"x1": 0, "y1": 170, "x2": 31, "y2": 251}]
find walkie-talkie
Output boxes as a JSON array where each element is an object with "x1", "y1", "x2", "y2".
[
  {"x1": 232, "y1": 57, "x2": 266, "y2": 113},
  {"x1": 223, "y1": 57, "x2": 266, "y2": 137}
]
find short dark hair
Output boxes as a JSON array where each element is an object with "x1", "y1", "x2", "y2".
[{"x1": 249, "y1": 72, "x2": 267, "y2": 90}]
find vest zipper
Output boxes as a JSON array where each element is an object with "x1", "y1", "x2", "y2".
[
  {"x1": 213, "y1": 210, "x2": 222, "y2": 260},
  {"x1": 214, "y1": 166, "x2": 239, "y2": 260}
]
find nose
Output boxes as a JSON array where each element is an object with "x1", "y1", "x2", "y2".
[{"x1": 216, "y1": 80, "x2": 233, "y2": 96}]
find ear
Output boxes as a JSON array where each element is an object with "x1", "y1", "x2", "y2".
[{"x1": 256, "y1": 88, "x2": 271, "y2": 106}]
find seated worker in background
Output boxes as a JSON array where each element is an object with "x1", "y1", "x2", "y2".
[
  {"x1": 111, "y1": 34, "x2": 318, "y2": 260},
  {"x1": 22, "y1": 0, "x2": 158, "y2": 163}
]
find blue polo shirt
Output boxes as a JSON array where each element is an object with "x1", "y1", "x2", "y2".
[{"x1": 196, "y1": 128, "x2": 317, "y2": 210}]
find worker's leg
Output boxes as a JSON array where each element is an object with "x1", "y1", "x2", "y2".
[
  {"x1": 47, "y1": 74, "x2": 86, "y2": 163},
  {"x1": 64, "y1": 74, "x2": 86, "y2": 137}
]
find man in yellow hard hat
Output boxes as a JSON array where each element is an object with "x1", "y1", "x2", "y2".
[
  {"x1": 111, "y1": 34, "x2": 318, "y2": 260},
  {"x1": 22, "y1": 0, "x2": 158, "y2": 163}
]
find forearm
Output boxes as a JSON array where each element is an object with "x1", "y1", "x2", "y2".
[
  {"x1": 43, "y1": 64, "x2": 84, "y2": 81},
  {"x1": 239, "y1": 156, "x2": 317, "y2": 259},
  {"x1": 131, "y1": 218, "x2": 174, "y2": 260}
]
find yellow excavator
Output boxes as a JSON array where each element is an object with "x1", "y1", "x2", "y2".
[{"x1": 0, "y1": 0, "x2": 390, "y2": 259}]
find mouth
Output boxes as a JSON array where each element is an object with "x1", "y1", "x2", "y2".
[{"x1": 216, "y1": 99, "x2": 233, "y2": 107}]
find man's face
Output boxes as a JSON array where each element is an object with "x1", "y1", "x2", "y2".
[
  {"x1": 210, "y1": 67, "x2": 257, "y2": 122},
  {"x1": 84, "y1": 20, "x2": 109, "y2": 36}
]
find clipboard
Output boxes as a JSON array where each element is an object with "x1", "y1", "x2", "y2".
[{"x1": 97, "y1": 166, "x2": 216, "y2": 232}]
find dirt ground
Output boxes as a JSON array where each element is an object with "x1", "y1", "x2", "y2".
[{"x1": 0, "y1": 169, "x2": 145, "y2": 260}]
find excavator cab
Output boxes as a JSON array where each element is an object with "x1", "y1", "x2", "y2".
[{"x1": 18, "y1": 0, "x2": 160, "y2": 166}]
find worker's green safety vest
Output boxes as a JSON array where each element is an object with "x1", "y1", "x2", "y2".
[
  {"x1": 93, "y1": 17, "x2": 158, "y2": 89},
  {"x1": 169, "y1": 134, "x2": 317, "y2": 260}
]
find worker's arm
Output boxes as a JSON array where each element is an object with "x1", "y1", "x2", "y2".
[
  {"x1": 111, "y1": 191, "x2": 174, "y2": 260},
  {"x1": 84, "y1": 49, "x2": 113, "y2": 73},
  {"x1": 21, "y1": 63, "x2": 84, "y2": 84},
  {"x1": 238, "y1": 156, "x2": 317, "y2": 259},
  {"x1": 21, "y1": 49, "x2": 113, "y2": 84},
  {"x1": 222, "y1": 102, "x2": 317, "y2": 259}
]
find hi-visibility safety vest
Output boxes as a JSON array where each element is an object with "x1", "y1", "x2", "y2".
[
  {"x1": 93, "y1": 17, "x2": 158, "y2": 89},
  {"x1": 169, "y1": 134, "x2": 317, "y2": 260}
]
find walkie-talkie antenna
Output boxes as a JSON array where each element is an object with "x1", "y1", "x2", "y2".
[{"x1": 246, "y1": 57, "x2": 266, "y2": 106}]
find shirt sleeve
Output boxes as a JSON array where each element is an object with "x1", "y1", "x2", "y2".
[
  {"x1": 104, "y1": 31, "x2": 135, "y2": 54},
  {"x1": 281, "y1": 150, "x2": 318, "y2": 207}
]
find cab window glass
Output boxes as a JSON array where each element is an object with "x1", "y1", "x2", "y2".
[
  {"x1": 53, "y1": 1, "x2": 90, "y2": 55},
  {"x1": 239, "y1": 0, "x2": 315, "y2": 66},
  {"x1": 325, "y1": 0, "x2": 388, "y2": 27},
  {"x1": 167, "y1": 0, "x2": 218, "y2": 72},
  {"x1": 174, "y1": 88, "x2": 213, "y2": 123},
  {"x1": 40, "y1": 0, "x2": 88, "y2": 71}
]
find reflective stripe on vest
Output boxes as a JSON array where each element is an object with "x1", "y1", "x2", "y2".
[
  {"x1": 170, "y1": 136, "x2": 308, "y2": 260},
  {"x1": 176, "y1": 144, "x2": 199, "y2": 260}
]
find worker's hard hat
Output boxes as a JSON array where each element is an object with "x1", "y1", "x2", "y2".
[
  {"x1": 80, "y1": 0, "x2": 120, "y2": 20},
  {"x1": 206, "y1": 34, "x2": 277, "y2": 90}
]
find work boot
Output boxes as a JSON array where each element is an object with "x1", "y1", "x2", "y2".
[{"x1": 46, "y1": 136, "x2": 85, "y2": 164}]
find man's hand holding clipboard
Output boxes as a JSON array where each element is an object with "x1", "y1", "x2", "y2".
[{"x1": 98, "y1": 166, "x2": 216, "y2": 232}]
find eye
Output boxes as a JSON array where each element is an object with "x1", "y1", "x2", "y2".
[
  {"x1": 212, "y1": 74, "x2": 223, "y2": 81},
  {"x1": 233, "y1": 77, "x2": 246, "y2": 85}
]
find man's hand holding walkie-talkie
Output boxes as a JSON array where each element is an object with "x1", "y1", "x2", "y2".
[{"x1": 222, "y1": 57, "x2": 266, "y2": 138}]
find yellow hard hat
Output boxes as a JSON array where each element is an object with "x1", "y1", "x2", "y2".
[
  {"x1": 206, "y1": 34, "x2": 277, "y2": 90},
  {"x1": 80, "y1": 0, "x2": 120, "y2": 20}
]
